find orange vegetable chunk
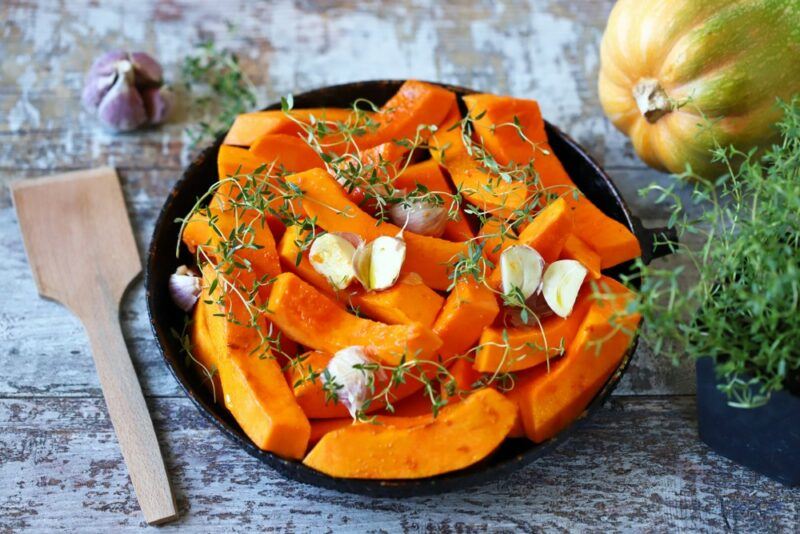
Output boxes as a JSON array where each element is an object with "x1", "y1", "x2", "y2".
[
  {"x1": 442, "y1": 357, "x2": 483, "y2": 400},
  {"x1": 284, "y1": 168, "x2": 467, "y2": 290},
  {"x1": 394, "y1": 159, "x2": 475, "y2": 242},
  {"x1": 200, "y1": 264, "x2": 310, "y2": 459},
  {"x1": 561, "y1": 234, "x2": 602, "y2": 279},
  {"x1": 303, "y1": 388, "x2": 517, "y2": 479},
  {"x1": 506, "y1": 276, "x2": 641, "y2": 442},
  {"x1": 218, "y1": 145, "x2": 269, "y2": 179},
  {"x1": 478, "y1": 217, "x2": 516, "y2": 265},
  {"x1": 309, "y1": 414, "x2": 433, "y2": 446},
  {"x1": 434, "y1": 278, "x2": 500, "y2": 358},
  {"x1": 190, "y1": 296, "x2": 223, "y2": 398},
  {"x1": 267, "y1": 272, "x2": 442, "y2": 366},
  {"x1": 224, "y1": 108, "x2": 358, "y2": 147},
  {"x1": 474, "y1": 292, "x2": 592, "y2": 373},
  {"x1": 462, "y1": 94, "x2": 641, "y2": 268},
  {"x1": 352, "y1": 80, "x2": 456, "y2": 149},
  {"x1": 249, "y1": 133, "x2": 324, "y2": 172}
]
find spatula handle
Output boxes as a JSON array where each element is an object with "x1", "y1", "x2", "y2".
[{"x1": 79, "y1": 290, "x2": 178, "y2": 525}]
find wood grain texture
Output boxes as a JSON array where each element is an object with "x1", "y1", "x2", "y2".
[{"x1": 0, "y1": 0, "x2": 793, "y2": 530}]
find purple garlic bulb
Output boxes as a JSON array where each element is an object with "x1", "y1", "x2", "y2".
[{"x1": 82, "y1": 50, "x2": 173, "y2": 131}]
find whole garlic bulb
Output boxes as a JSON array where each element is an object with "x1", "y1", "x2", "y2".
[{"x1": 82, "y1": 50, "x2": 173, "y2": 131}]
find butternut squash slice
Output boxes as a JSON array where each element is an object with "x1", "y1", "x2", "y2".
[
  {"x1": 487, "y1": 197, "x2": 573, "y2": 288},
  {"x1": 249, "y1": 133, "x2": 324, "y2": 172},
  {"x1": 200, "y1": 264, "x2": 310, "y2": 459},
  {"x1": 190, "y1": 296, "x2": 223, "y2": 398},
  {"x1": 309, "y1": 414, "x2": 433, "y2": 446},
  {"x1": 352, "y1": 80, "x2": 456, "y2": 150},
  {"x1": 288, "y1": 350, "x2": 431, "y2": 419},
  {"x1": 474, "y1": 292, "x2": 593, "y2": 373},
  {"x1": 224, "y1": 108, "x2": 358, "y2": 147},
  {"x1": 284, "y1": 168, "x2": 467, "y2": 290},
  {"x1": 561, "y1": 234, "x2": 602, "y2": 279},
  {"x1": 394, "y1": 159, "x2": 475, "y2": 242},
  {"x1": 478, "y1": 217, "x2": 516, "y2": 265},
  {"x1": 462, "y1": 94, "x2": 641, "y2": 268},
  {"x1": 278, "y1": 225, "x2": 444, "y2": 328},
  {"x1": 433, "y1": 278, "x2": 500, "y2": 358},
  {"x1": 441, "y1": 357, "x2": 483, "y2": 400},
  {"x1": 267, "y1": 272, "x2": 443, "y2": 366},
  {"x1": 303, "y1": 388, "x2": 517, "y2": 479},
  {"x1": 433, "y1": 127, "x2": 529, "y2": 219},
  {"x1": 218, "y1": 144, "x2": 270, "y2": 180},
  {"x1": 506, "y1": 276, "x2": 641, "y2": 442}
]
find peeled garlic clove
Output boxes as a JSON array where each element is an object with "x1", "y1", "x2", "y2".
[
  {"x1": 323, "y1": 346, "x2": 375, "y2": 419},
  {"x1": 141, "y1": 85, "x2": 174, "y2": 125},
  {"x1": 130, "y1": 51, "x2": 163, "y2": 87},
  {"x1": 388, "y1": 199, "x2": 448, "y2": 237},
  {"x1": 96, "y1": 60, "x2": 147, "y2": 132},
  {"x1": 309, "y1": 233, "x2": 359, "y2": 290},
  {"x1": 542, "y1": 259, "x2": 588, "y2": 318},
  {"x1": 369, "y1": 236, "x2": 407, "y2": 291},
  {"x1": 169, "y1": 265, "x2": 202, "y2": 312},
  {"x1": 500, "y1": 245, "x2": 545, "y2": 302},
  {"x1": 352, "y1": 241, "x2": 374, "y2": 290}
]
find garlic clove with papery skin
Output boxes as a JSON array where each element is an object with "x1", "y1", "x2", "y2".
[
  {"x1": 96, "y1": 60, "x2": 148, "y2": 132},
  {"x1": 323, "y1": 346, "x2": 376, "y2": 419},
  {"x1": 500, "y1": 245, "x2": 545, "y2": 302},
  {"x1": 141, "y1": 85, "x2": 174, "y2": 125},
  {"x1": 169, "y1": 265, "x2": 202, "y2": 312},
  {"x1": 353, "y1": 236, "x2": 407, "y2": 291},
  {"x1": 129, "y1": 51, "x2": 163, "y2": 87},
  {"x1": 542, "y1": 260, "x2": 588, "y2": 318},
  {"x1": 309, "y1": 232, "x2": 360, "y2": 290},
  {"x1": 388, "y1": 199, "x2": 448, "y2": 237}
]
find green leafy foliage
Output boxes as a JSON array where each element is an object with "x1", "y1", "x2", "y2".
[{"x1": 629, "y1": 99, "x2": 800, "y2": 408}]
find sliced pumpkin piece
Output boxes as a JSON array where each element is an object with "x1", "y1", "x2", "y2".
[
  {"x1": 288, "y1": 350, "x2": 431, "y2": 419},
  {"x1": 474, "y1": 292, "x2": 593, "y2": 373},
  {"x1": 218, "y1": 144, "x2": 270, "y2": 180},
  {"x1": 506, "y1": 276, "x2": 640, "y2": 442},
  {"x1": 462, "y1": 94, "x2": 641, "y2": 268},
  {"x1": 478, "y1": 217, "x2": 516, "y2": 265},
  {"x1": 395, "y1": 159, "x2": 475, "y2": 242},
  {"x1": 190, "y1": 296, "x2": 223, "y2": 399},
  {"x1": 434, "y1": 278, "x2": 500, "y2": 358},
  {"x1": 303, "y1": 388, "x2": 517, "y2": 479},
  {"x1": 284, "y1": 168, "x2": 467, "y2": 290},
  {"x1": 309, "y1": 413, "x2": 433, "y2": 446},
  {"x1": 352, "y1": 80, "x2": 456, "y2": 149},
  {"x1": 267, "y1": 272, "x2": 442, "y2": 366},
  {"x1": 433, "y1": 127, "x2": 529, "y2": 219},
  {"x1": 224, "y1": 108, "x2": 358, "y2": 147},
  {"x1": 441, "y1": 357, "x2": 483, "y2": 400},
  {"x1": 249, "y1": 133, "x2": 324, "y2": 172},
  {"x1": 561, "y1": 234, "x2": 602, "y2": 279},
  {"x1": 201, "y1": 264, "x2": 310, "y2": 459}
]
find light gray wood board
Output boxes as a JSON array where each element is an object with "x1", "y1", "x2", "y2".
[{"x1": 2, "y1": 396, "x2": 797, "y2": 533}]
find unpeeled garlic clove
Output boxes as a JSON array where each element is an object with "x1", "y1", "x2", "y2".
[
  {"x1": 500, "y1": 245, "x2": 545, "y2": 302},
  {"x1": 129, "y1": 51, "x2": 163, "y2": 87},
  {"x1": 141, "y1": 85, "x2": 174, "y2": 125},
  {"x1": 388, "y1": 199, "x2": 448, "y2": 237},
  {"x1": 309, "y1": 233, "x2": 360, "y2": 290},
  {"x1": 353, "y1": 236, "x2": 406, "y2": 291},
  {"x1": 542, "y1": 259, "x2": 588, "y2": 318},
  {"x1": 169, "y1": 265, "x2": 202, "y2": 312},
  {"x1": 323, "y1": 346, "x2": 375, "y2": 419},
  {"x1": 95, "y1": 60, "x2": 147, "y2": 132}
]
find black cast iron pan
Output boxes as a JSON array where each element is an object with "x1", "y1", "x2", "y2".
[{"x1": 146, "y1": 80, "x2": 676, "y2": 497}]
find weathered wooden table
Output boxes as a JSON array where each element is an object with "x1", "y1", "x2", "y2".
[{"x1": 2, "y1": 1, "x2": 797, "y2": 531}]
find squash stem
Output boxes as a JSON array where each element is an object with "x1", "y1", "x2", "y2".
[{"x1": 633, "y1": 78, "x2": 672, "y2": 123}]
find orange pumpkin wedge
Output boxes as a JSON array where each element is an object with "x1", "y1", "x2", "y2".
[
  {"x1": 352, "y1": 80, "x2": 456, "y2": 149},
  {"x1": 394, "y1": 159, "x2": 475, "y2": 242},
  {"x1": 561, "y1": 234, "x2": 602, "y2": 279},
  {"x1": 224, "y1": 108, "x2": 359, "y2": 147},
  {"x1": 474, "y1": 292, "x2": 593, "y2": 373},
  {"x1": 506, "y1": 276, "x2": 640, "y2": 442},
  {"x1": 190, "y1": 295, "x2": 224, "y2": 398},
  {"x1": 462, "y1": 94, "x2": 641, "y2": 268},
  {"x1": 309, "y1": 413, "x2": 434, "y2": 446},
  {"x1": 478, "y1": 217, "x2": 516, "y2": 265},
  {"x1": 303, "y1": 388, "x2": 517, "y2": 479},
  {"x1": 267, "y1": 272, "x2": 442, "y2": 366},
  {"x1": 434, "y1": 278, "x2": 500, "y2": 358},
  {"x1": 284, "y1": 168, "x2": 467, "y2": 290},
  {"x1": 249, "y1": 133, "x2": 324, "y2": 172},
  {"x1": 201, "y1": 264, "x2": 310, "y2": 459}
]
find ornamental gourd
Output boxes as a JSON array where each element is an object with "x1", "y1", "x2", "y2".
[{"x1": 599, "y1": 0, "x2": 800, "y2": 177}]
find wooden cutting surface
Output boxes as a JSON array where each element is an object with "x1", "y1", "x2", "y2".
[{"x1": 1, "y1": 0, "x2": 796, "y2": 531}]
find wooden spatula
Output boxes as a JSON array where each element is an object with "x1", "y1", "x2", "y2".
[{"x1": 11, "y1": 167, "x2": 178, "y2": 525}]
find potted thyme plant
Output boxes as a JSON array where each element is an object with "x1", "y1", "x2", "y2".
[{"x1": 624, "y1": 99, "x2": 800, "y2": 486}]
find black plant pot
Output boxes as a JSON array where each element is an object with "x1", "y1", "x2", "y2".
[{"x1": 696, "y1": 357, "x2": 800, "y2": 486}]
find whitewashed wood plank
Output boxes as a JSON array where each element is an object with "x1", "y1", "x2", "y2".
[{"x1": 1, "y1": 397, "x2": 796, "y2": 532}]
